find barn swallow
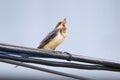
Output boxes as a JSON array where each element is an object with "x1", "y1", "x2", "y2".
[{"x1": 37, "y1": 18, "x2": 67, "y2": 51}]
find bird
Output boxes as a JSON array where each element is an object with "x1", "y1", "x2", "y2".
[{"x1": 37, "y1": 18, "x2": 67, "y2": 51}]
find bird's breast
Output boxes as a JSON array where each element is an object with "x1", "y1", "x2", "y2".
[{"x1": 43, "y1": 31, "x2": 66, "y2": 50}]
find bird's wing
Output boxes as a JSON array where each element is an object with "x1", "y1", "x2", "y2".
[{"x1": 37, "y1": 28, "x2": 59, "y2": 48}]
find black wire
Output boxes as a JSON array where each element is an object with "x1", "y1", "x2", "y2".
[
  {"x1": 0, "y1": 53, "x2": 120, "y2": 72},
  {"x1": 0, "y1": 43, "x2": 120, "y2": 69},
  {"x1": 0, "y1": 58, "x2": 90, "y2": 80}
]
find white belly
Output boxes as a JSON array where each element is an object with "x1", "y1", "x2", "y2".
[{"x1": 43, "y1": 32, "x2": 65, "y2": 50}]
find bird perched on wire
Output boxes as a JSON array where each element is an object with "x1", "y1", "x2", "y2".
[{"x1": 37, "y1": 18, "x2": 67, "y2": 51}]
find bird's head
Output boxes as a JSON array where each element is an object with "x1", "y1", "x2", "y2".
[{"x1": 55, "y1": 18, "x2": 67, "y2": 31}]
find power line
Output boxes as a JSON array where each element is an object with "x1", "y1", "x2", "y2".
[
  {"x1": 0, "y1": 43, "x2": 120, "y2": 69},
  {"x1": 0, "y1": 58, "x2": 90, "y2": 80}
]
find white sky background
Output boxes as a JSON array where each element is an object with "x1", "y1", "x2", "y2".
[{"x1": 0, "y1": 0, "x2": 120, "y2": 79}]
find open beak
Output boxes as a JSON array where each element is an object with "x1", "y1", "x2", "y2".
[{"x1": 62, "y1": 18, "x2": 66, "y2": 24}]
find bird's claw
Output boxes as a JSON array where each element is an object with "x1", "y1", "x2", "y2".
[
  {"x1": 53, "y1": 50, "x2": 63, "y2": 55},
  {"x1": 52, "y1": 51, "x2": 72, "y2": 61}
]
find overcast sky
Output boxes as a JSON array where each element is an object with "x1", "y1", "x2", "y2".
[{"x1": 0, "y1": 0, "x2": 120, "y2": 79}]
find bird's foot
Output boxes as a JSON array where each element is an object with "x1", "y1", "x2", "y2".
[
  {"x1": 52, "y1": 51, "x2": 72, "y2": 61},
  {"x1": 55, "y1": 50, "x2": 63, "y2": 54}
]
